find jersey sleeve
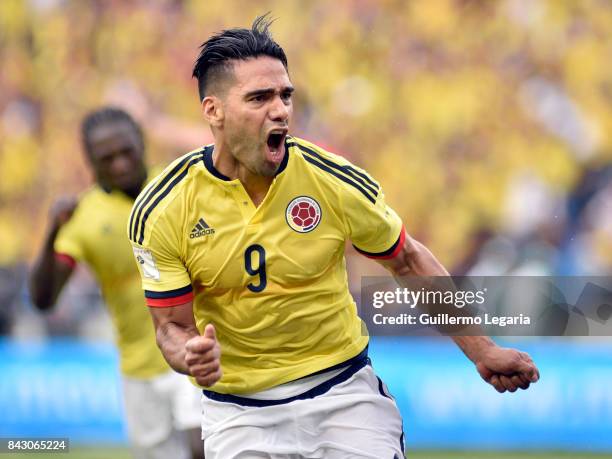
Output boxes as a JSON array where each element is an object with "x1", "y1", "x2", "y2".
[
  {"x1": 340, "y1": 166, "x2": 405, "y2": 260},
  {"x1": 129, "y1": 214, "x2": 193, "y2": 307}
]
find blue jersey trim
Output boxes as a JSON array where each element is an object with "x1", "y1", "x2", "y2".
[
  {"x1": 130, "y1": 149, "x2": 204, "y2": 242},
  {"x1": 302, "y1": 155, "x2": 376, "y2": 204},
  {"x1": 276, "y1": 138, "x2": 290, "y2": 175},
  {"x1": 144, "y1": 284, "x2": 193, "y2": 299},
  {"x1": 344, "y1": 165, "x2": 379, "y2": 190},
  {"x1": 290, "y1": 141, "x2": 379, "y2": 197},
  {"x1": 353, "y1": 228, "x2": 403, "y2": 258},
  {"x1": 203, "y1": 346, "x2": 369, "y2": 407},
  {"x1": 135, "y1": 153, "x2": 205, "y2": 244},
  {"x1": 203, "y1": 140, "x2": 290, "y2": 181},
  {"x1": 202, "y1": 147, "x2": 231, "y2": 181}
]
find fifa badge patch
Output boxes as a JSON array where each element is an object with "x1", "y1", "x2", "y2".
[
  {"x1": 132, "y1": 247, "x2": 160, "y2": 281},
  {"x1": 285, "y1": 196, "x2": 322, "y2": 233}
]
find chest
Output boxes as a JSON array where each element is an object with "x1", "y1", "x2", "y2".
[
  {"x1": 80, "y1": 200, "x2": 135, "y2": 276},
  {"x1": 183, "y1": 186, "x2": 345, "y2": 291}
]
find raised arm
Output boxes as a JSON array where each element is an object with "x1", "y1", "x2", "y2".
[
  {"x1": 377, "y1": 229, "x2": 540, "y2": 393},
  {"x1": 148, "y1": 301, "x2": 222, "y2": 387},
  {"x1": 29, "y1": 197, "x2": 78, "y2": 310}
]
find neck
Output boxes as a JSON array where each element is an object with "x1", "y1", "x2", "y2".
[
  {"x1": 123, "y1": 179, "x2": 146, "y2": 200},
  {"x1": 213, "y1": 144, "x2": 274, "y2": 207},
  {"x1": 100, "y1": 169, "x2": 147, "y2": 201}
]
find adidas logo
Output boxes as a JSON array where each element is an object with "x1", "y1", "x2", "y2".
[{"x1": 190, "y1": 218, "x2": 215, "y2": 239}]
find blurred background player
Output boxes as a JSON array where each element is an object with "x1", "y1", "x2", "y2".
[{"x1": 29, "y1": 107, "x2": 204, "y2": 459}]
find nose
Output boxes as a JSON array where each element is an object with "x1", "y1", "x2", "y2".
[
  {"x1": 269, "y1": 95, "x2": 290, "y2": 123},
  {"x1": 110, "y1": 153, "x2": 132, "y2": 176}
]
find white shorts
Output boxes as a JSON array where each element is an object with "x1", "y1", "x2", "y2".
[
  {"x1": 122, "y1": 370, "x2": 203, "y2": 459},
  {"x1": 202, "y1": 361, "x2": 405, "y2": 459}
]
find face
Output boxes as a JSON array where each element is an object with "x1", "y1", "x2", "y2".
[
  {"x1": 87, "y1": 121, "x2": 147, "y2": 195},
  {"x1": 212, "y1": 56, "x2": 294, "y2": 177}
]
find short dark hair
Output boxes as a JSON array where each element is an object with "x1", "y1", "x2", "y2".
[
  {"x1": 81, "y1": 106, "x2": 144, "y2": 155},
  {"x1": 192, "y1": 14, "x2": 288, "y2": 101}
]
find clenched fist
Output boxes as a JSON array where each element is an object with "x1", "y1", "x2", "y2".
[
  {"x1": 185, "y1": 324, "x2": 222, "y2": 387},
  {"x1": 475, "y1": 346, "x2": 539, "y2": 393},
  {"x1": 49, "y1": 196, "x2": 79, "y2": 230}
]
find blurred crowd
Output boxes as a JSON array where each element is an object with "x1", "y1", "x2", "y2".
[{"x1": 1, "y1": 0, "x2": 611, "y2": 337}]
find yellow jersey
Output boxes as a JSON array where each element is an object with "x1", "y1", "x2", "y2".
[
  {"x1": 128, "y1": 137, "x2": 404, "y2": 394},
  {"x1": 55, "y1": 181, "x2": 169, "y2": 379}
]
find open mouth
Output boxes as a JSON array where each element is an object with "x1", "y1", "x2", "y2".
[
  {"x1": 267, "y1": 132, "x2": 285, "y2": 150},
  {"x1": 265, "y1": 130, "x2": 287, "y2": 164}
]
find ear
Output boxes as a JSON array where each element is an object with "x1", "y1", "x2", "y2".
[{"x1": 202, "y1": 96, "x2": 224, "y2": 128}]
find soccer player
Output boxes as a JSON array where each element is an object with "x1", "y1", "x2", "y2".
[
  {"x1": 29, "y1": 108, "x2": 204, "y2": 459},
  {"x1": 128, "y1": 17, "x2": 540, "y2": 458}
]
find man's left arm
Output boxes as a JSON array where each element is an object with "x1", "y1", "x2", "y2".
[
  {"x1": 377, "y1": 231, "x2": 540, "y2": 393},
  {"x1": 335, "y1": 160, "x2": 539, "y2": 393}
]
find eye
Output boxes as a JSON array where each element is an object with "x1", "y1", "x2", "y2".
[
  {"x1": 281, "y1": 91, "x2": 293, "y2": 102},
  {"x1": 99, "y1": 155, "x2": 114, "y2": 165},
  {"x1": 119, "y1": 147, "x2": 136, "y2": 157},
  {"x1": 251, "y1": 94, "x2": 266, "y2": 102}
]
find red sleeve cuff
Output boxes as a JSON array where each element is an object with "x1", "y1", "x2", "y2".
[
  {"x1": 54, "y1": 252, "x2": 77, "y2": 269},
  {"x1": 145, "y1": 285, "x2": 194, "y2": 307},
  {"x1": 353, "y1": 226, "x2": 406, "y2": 260},
  {"x1": 146, "y1": 292, "x2": 194, "y2": 307}
]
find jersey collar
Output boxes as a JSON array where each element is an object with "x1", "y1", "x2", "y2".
[
  {"x1": 202, "y1": 145, "x2": 231, "y2": 181},
  {"x1": 203, "y1": 140, "x2": 290, "y2": 181}
]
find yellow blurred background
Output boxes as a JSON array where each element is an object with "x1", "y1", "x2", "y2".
[
  {"x1": 1, "y1": 3, "x2": 612, "y2": 453},
  {"x1": 1, "y1": 0, "x2": 611, "y2": 271}
]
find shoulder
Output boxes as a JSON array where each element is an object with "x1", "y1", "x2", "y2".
[
  {"x1": 287, "y1": 136, "x2": 380, "y2": 205},
  {"x1": 69, "y1": 186, "x2": 103, "y2": 220},
  {"x1": 287, "y1": 136, "x2": 353, "y2": 166},
  {"x1": 144, "y1": 146, "x2": 209, "y2": 193},
  {"x1": 77, "y1": 185, "x2": 102, "y2": 204},
  {"x1": 128, "y1": 146, "x2": 209, "y2": 246},
  {"x1": 55, "y1": 187, "x2": 99, "y2": 242}
]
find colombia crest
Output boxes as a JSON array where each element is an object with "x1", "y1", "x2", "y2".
[{"x1": 286, "y1": 196, "x2": 322, "y2": 233}]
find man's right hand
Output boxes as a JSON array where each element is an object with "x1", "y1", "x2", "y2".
[
  {"x1": 185, "y1": 324, "x2": 222, "y2": 387},
  {"x1": 49, "y1": 196, "x2": 78, "y2": 230}
]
